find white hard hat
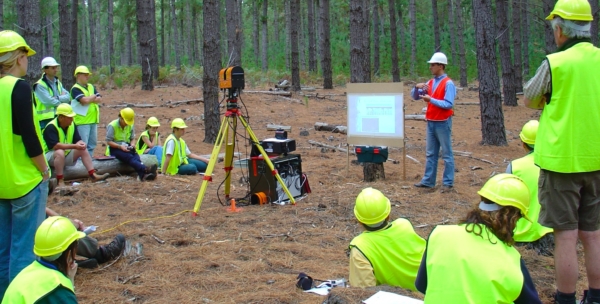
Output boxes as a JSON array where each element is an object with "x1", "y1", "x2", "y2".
[
  {"x1": 427, "y1": 52, "x2": 448, "y2": 65},
  {"x1": 41, "y1": 57, "x2": 60, "y2": 69}
]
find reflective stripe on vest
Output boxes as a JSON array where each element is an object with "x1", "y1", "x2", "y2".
[
  {"x1": 105, "y1": 119, "x2": 133, "y2": 156},
  {"x1": 136, "y1": 130, "x2": 159, "y2": 155},
  {"x1": 2, "y1": 261, "x2": 74, "y2": 303},
  {"x1": 0, "y1": 76, "x2": 45, "y2": 199},
  {"x1": 71, "y1": 83, "x2": 100, "y2": 125},
  {"x1": 425, "y1": 77, "x2": 453, "y2": 121},
  {"x1": 538, "y1": 42, "x2": 600, "y2": 172},
  {"x1": 512, "y1": 153, "x2": 553, "y2": 242},
  {"x1": 42, "y1": 118, "x2": 75, "y2": 156},
  {"x1": 424, "y1": 225, "x2": 523, "y2": 304},
  {"x1": 348, "y1": 219, "x2": 425, "y2": 290},
  {"x1": 34, "y1": 75, "x2": 64, "y2": 121},
  {"x1": 161, "y1": 134, "x2": 189, "y2": 175}
]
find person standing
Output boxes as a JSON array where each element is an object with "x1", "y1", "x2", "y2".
[
  {"x1": 411, "y1": 52, "x2": 456, "y2": 190},
  {"x1": 70, "y1": 66, "x2": 100, "y2": 157},
  {"x1": 33, "y1": 57, "x2": 71, "y2": 129},
  {"x1": 0, "y1": 30, "x2": 49, "y2": 298},
  {"x1": 136, "y1": 117, "x2": 163, "y2": 170},
  {"x1": 161, "y1": 118, "x2": 209, "y2": 175},
  {"x1": 523, "y1": 1, "x2": 600, "y2": 303}
]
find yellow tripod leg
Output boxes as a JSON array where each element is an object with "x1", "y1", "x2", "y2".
[
  {"x1": 223, "y1": 117, "x2": 236, "y2": 199},
  {"x1": 238, "y1": 116, "x2": 296, "y2": 205},
  {"x1": 193, "y1": 115, "x2": 230, "y2": 215}
]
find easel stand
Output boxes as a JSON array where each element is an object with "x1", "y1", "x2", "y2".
[{"x1": 193, "y1": 89, "x2": 296, "y2": 216}]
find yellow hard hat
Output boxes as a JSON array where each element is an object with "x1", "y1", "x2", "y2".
[
  {"x1": 519, "y1": 120, "x2": 539, "y2": 145},
  {"x1": 546, "y1": 0, "x2": 593, "y2": 21},
  {"x1": 171, "y1": 118, "x2": 188, "y2": 129},
  {"x1": 0, "y1": 30, "x2": 36, "y2": 56},
  {"x1": 56, "y1": 103, "x2": 76, "y2": 117},
  {"x1": 120, "y1": 107, "x2": 135, "y2": 126},
  {"x1": 34, "y1": 216, "x2": 85, "y2": 258},
  {"x1": 147, "y1": 117, "x2": 160, "y2": 127},
  {"x1": 354, "y1": 187, "x2": 391, "y2": 225},
  {"x1": 74, "y1": 65, "x2": 91, "y2": 76},
  {"x1": 477, "y1": 174, "x2": 531, "y2": 221}
]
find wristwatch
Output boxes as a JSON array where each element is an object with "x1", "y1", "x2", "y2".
[{"x1": 41, "y1": 168, "x2": 50, "y2": 176}]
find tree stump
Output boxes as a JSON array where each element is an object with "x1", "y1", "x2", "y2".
[{"x1": 363, "y1": 163, "x2": 385, "y2": 182}]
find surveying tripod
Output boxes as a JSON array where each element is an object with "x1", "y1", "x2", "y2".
[{"x1": 193, "y1": 67, "x2": 296, "y2": 216}]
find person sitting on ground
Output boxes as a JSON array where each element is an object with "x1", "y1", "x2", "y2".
[
  {"x1": 161, "y1": 118, "x2": 209, "y2": 175},
  {"x1": 506, "y1": 120, "x2": 553, "y2": 243},
  {"x1": 33, "y1": 57, "x2": 71, "y2": 129},
  {"x1": 136, "y1": 117, "x2": 163, "y2": 171},
  {"x1": 348, "y1": 187, "x2": 425, "y2": 290},
  {"x1": 415, "y1": 173, "x2": 541, "y2": 304},
  {"x1": 106, "y1": 107, "x2": 156, "y2": 182},
  {"x1": 42, "y1": 103, "x2": 108, "y2": 187},
  {"x1": 45, "y1": 207, "x2": 125, "y2": 269},
  {"x1": 2, "y1": 216, "x2": 85, "y2": 303}
]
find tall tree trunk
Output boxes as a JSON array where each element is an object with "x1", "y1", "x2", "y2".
[
  {"x1": 45, "y1": 12, "x2": 54, "y2": 57},
  {"x1": 299, "y1": 6, "x2": 306, "y2": 70},
  {"x1": 307, "y1": 0, "x2": 317, "y2": 72},
  {"x1": 107, "y1": 0, "x2": 114, "y2": 74},
  {"x1": 237, "y1": 0, "x2": 244, "y2": 62},
  {"x1": 409, "y1": 0, "x2": 416, "y2": 76},
  {"x1": 203, "y1": 0, "x2": 222, "y2": 143},
  {"x1": 273, "y1": 1, "x2": 280, "y2": 46},
  {"x1": 496, "y1": 0, "x2": 517, "y2": 106},
  {"x1": 185, "y1": 0, "x2": 193, "y2": 65},
  {"x1": 151, "y1": 2, "x2": 159, "y2": 80},
  {"x1": 170, "y1": 0, "x2": 181, "y2": 70},
  {"x1": 397, "y1": 4, "x2": 406, "y2": 74},
  {"x1": 58, "y1": 0, "x2": 76, "y2": 88},
  {"x1": 542, "y1": 0, "x2": 555, "y2": 54},
  {"x1": 363, "y1": 0, "x2": 371, "y2": 83},
  {"x1": 512, "y1": 0, "x2": 523, "y2": 92},
  {"x1": 192, "y1": 4, "x2": 200, "y2": 66},
  {"x1": 454, "y1": 0, "x2": 467, "y2": 87},
  {"x1": 319, "y1": 0, "x2": 333, "y2": 89},
  {"x1": 447, "y1": 0, "x2": 456, "y2": 63},
  {"x1": 136, "y1": 0, "x2": 157, "y2": 90},
  {"x1": 290, "y1": 0, "x2": 301, "y2": 91},
  {"x1": 17, "y1": 0, "x2": 42, "y2": 83},
  {"x1": 522, "y1": 0, "x2": 529, "y2": 75},
  {"x1": 261, "y1": 0, "x2": 269, "y2": 71},
  {"x1": 252, "y1": 0, "x2": 260, "y2": 67},
  {"x1": 125, "y1": 18, "x2": 133, "y2": 66},
  {"x1": 590, "y1": 0, "x2": 599, "y2": 45},
  {"x1": 372, "y1": 0, "x2": 380, "y2": 77},
  {"x1": 285, "y1": 0, "x2": 291, "y2": 69},
  {"x1": 160, "y1": 0, "x2": 165, "y2": 66},
  {"x1": 473, "y1": 0, "x2": 506, "y2": 146},
  {"x1": 0, "y1": 0, "x2": 3, "y2": 30},
  {"x1": 350, "y1": 0, "x2": 369, "y2": 83},
  {"x1": 431, "y1": 0, "x2": 440, "y2": 51},
  {"x1": 388, "y1": 0, "x2": 400, "y2": 82},
  {"x1": 226, "y1": 0, "x2": 242, "y2": 66},
  {"x1": 88, "y1": 0, "x2": 99, "y2": 69}
]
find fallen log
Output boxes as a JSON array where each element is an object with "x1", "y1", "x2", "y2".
[
  {"x1": 244, "y1": 90, "x2": 292, "y2": 97},
  {"x1": 164, "y1": 99, "x2": 204, "y2": 107},
  {"x1": 314, "y1": 122, "x2": 347, "y2": 134},
  {"x1": 61, "y1": 154, "x2": 159, "y2": 181},
  {"x1": 105, "y1": 103, "x2": 157, "y2": 108},
  {"x1": 405, "y1": 115, "x2": 425, "y2": 120},
  {"x1": 455, "y1": 102, "x2": 480, "y2": 106},
  {"x1": 266, "y1": 124, "x2": 292, "y2": 131}
]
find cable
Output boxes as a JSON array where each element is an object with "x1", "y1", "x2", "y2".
[{"x1": 89, "y1": 209, "x2": 192, "y2": 236}]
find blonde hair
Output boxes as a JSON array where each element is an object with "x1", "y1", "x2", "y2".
[{"x1": 0, "y1": 47, "x2": 26, "y2": 76}]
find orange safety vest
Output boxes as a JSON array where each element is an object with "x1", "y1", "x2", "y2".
[{"x1": 425, "y1": 77, "x2": 453, "y2": 121}]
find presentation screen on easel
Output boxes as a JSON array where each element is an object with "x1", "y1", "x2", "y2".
[{"x1": 346, "y1": 82, "x2": 404, "y2": 147}]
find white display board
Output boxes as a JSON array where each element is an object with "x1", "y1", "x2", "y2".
[{"x1": 347, "y1": 82, "x2": 404, "y2": 147}]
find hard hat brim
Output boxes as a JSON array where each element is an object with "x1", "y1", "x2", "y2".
[
  {"x1": 25, "y1": 47, "x2": 36, "y2": 57},
  {"x1": 58, "y1": 112, "x2": 76, "y2": 118},
  {"x1": 123, "y1": 118, "x2": 135, "y2": 126}
]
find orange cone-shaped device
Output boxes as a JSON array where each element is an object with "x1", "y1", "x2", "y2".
[{"x1": 227, "y1": 198, "x2": 242, "y2": 212}]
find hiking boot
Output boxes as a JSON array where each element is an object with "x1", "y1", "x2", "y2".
[
  {"x1": 414, "y1": 182, "x2": 433, "y2": 189},
  {"x1": 76, "y1": 258, "x2": 99, "y2": 269},
  {"x1": 97, "y1": 234, "x2": 126, "y2": 264},
  {"x1": 91, "y1": 172, "x2": 109, "y2": 182},
  {"x1": 138, "y1": 173, "x2": 156, "y2": 182},
  {"x1": 146, "y1": 164, "x2": 158, "y2": 174},
  {"x1": 441, "y1": 185, "x2": 454, "y2": 193},
  {"x1": 48, "y1": 178, "x2": 57, "y2": 195}
]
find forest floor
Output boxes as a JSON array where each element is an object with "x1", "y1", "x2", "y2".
[{"x1": 47, "y1": 80, "x2": 586, "y2": 304}]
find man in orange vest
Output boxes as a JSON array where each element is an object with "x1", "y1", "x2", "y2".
[{"x1": 411, "y1": 52, "x2": 456, "y2": 191}]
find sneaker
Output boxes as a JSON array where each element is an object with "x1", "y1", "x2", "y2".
[
  {"x1": 146, "y1": 164, "x2": 158, "y2": 174},
  {"x1": 414, "y1": 182, "x2": 433, "y2": 188},
  {"x1": 98, "y1": 234, "x2": 126, "y2": 264},
  {"x1": 143, "y1": 173, "x2": 156, "y2": 181},
  {"x1": 441, "y1": 185, "x2": 454, "y2": 193},
  {"x1": 91, "y1": 172, "x2": 109, "y2": 182},
  {"x1": 76, "y1": 258, "x2": 99, "y2": 269}
]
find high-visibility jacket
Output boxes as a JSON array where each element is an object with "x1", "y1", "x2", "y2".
[
  {"x1": 511, "y1": 153, "x2": 553, "y2": 242},
  {"x1": 105, "y1": 119, "x2": 133, "y2": 156},
  {"x1": 2, "y1": 260, "x2": 74, "y2": 304},
  {"x1": 0, "y1": 76, "x2": 45, "y2": 199},
  {"x1": 424, "y1": 225, "x2": 523, "y2": 304},
  {"x1": 42, "y1": 118, "x2": 75, "y2": 156},
  {"x1": 136, "y1": 130, "x2": 159, "y2": 155},
  {"x1": 162, "y1": 134, "x2": 189, "y2": 175},
  {"x1": 34, "y1": 75, "x2": 65, "y2": 122},
  {"x1": 425, "y1": 77, "x2": 453, "y2": 121},
  {"x1": 349, "y1": 219, "x2": 425, "y2": 290},
  {"x1": 71, "y1": 83, "x2": 99, "y2": 125},
  {"x1": 538, "y1": 42, "x2": 600, "y2": 172}
]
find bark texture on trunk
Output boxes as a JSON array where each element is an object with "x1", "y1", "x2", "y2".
[{"x1": 203, "y1": 0, "x2": 222, "y2": 144}]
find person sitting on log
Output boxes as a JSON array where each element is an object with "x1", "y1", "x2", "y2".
[
  {"x1": 161, "y1": 118, "x2": 209, "y2": 175},
  {"x1": 348, "y1": 187, "x2": 426, "y2": 289},
  {"x1": 105, "y1": 107, "x2": 156, "y2": 182},
  {"x1": 42, "y1": 103, "x2": 108, "y2": 187},
  {"x1": 136, "y1": 117, "x2": 163, "y2": 172}
]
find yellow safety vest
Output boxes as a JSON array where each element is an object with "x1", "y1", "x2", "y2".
[
  {"x1": 42, "y1": 118, "x2": 75, "y2": 156},
  {"x1": 162, "y1": 134, "x2": 189, "y2": 175},
  {"x1": 71, "y1": 83, "x2": 99, "y2": 125},
  {"x1": 136, "y1": 130, "x2": 159, "y2": 155},
  {"x1": 0, "y1": 76, "x2": 46, "y2": 199},
  {"x1": 105, "y1": 119, "x2": 133, "y2": 156},
  {"x1": 2, "y1": 260, "x2": 74, "y2": 304},
  {"x1": 424, "y1": 225, "x2": 523, "y2": 304},
  {"x1": 349, "y1": 218, "x2": 425, "y2": 290},
  {"x1": 34, "y1": 75, "x2": 64, "y2": 122},
  {"x1": 512, "y1": 153, "x2": 553, "y2": 242},
  {"x1": 538, "y1": 42, "x2": 600, "y2": 172}
]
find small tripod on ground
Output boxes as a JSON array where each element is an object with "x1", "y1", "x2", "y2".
[{"x1": 193, "y1": 67, "x2": 296, "y2": 216}]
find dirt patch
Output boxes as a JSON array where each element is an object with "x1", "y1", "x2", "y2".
[{"x1": 49, "y1": 83, "x2": 579, "y2": 303}]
